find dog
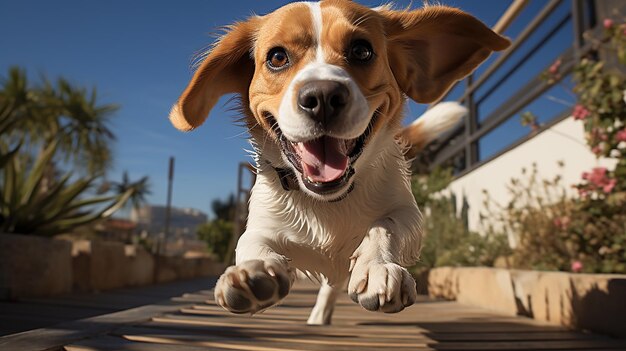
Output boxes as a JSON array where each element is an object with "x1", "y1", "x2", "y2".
[{"x1": 170, "y1": 0, "x2": 509, "y2": 325}]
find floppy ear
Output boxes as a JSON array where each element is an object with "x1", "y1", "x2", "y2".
[
  {"x1": 169, "y1": 18, "x2": 260, "y2": 131},
  {"x1": 381, "y1": 6, "x2": 510, "y2": 103}
]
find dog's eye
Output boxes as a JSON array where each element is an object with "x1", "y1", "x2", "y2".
[
  {"x1": 267, "y1": 47, "x2": 289, "y2": 70},
  {"x1": 348, "y1": 40, "x2": 373, "y2": 63}
]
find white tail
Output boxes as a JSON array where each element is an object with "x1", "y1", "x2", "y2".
[{"x1": 399, "y1": 102, "x2": 467, "y2": 158}]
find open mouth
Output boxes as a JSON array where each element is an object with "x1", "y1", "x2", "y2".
[{"x1": 269, "y1": 114, "x2": 376, "y2": 196}]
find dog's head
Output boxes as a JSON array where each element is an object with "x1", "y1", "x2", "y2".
[{"x1": 170, "y1": 0, "x2": 509, "y2": 201}]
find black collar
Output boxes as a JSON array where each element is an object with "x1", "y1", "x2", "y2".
[{"x1": 274, "y1": 167, "x2": 300, "y2": 191}]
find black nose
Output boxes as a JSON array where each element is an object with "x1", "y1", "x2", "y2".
[{"x1": 297, "y1": 80, "x2": 349, "y2": 125}]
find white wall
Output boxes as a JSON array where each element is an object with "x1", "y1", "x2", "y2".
[{"x1": 446, "y1": 117, "x2": 616, "y2": 233}]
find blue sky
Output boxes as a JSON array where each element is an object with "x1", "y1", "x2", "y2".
[{"x1": 1, "y1": 0, "x2": 572, "y2": 217}]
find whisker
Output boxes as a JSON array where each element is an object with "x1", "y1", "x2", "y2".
[{"x1": 352, "y1": 13, "x2": 371, "y2": 27}]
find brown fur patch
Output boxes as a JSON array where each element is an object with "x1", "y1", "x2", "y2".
[
  {"x1": 248, "y1": 3, "x2": 316, "y2": 136},
  {"x1": 170, "y1": 0, "x2": 509, "y2": 154},
  {"x1": 319, "y1": 1, "x2": 405, "y2": 136}
]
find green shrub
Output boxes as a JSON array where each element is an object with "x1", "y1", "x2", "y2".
[
  {"x1": 412, "y1": 168, "x2": 511, "y2": 269},
  {"x1": 196, "y1": 219, "x2": 233, "y2": 262},
  {"x1": 0, "y1": 140, "x2": 133, "y2": 236}
]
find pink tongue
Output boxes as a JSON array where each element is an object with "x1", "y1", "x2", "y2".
[{"x1": 295, "y1": 136, "x2": 349, "y2": 183}]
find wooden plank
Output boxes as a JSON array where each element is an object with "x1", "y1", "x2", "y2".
[
  {"x1": 65, "y1": 335, "x2": 236, "y2": 351},
  {"x1": 178, "y1": 306, "x2": 384, "y2": 322},
  {"x1": 428, "y1": 339, "x2": 626, "y2": 350},
  {"x1": 150, "y1": 316, "x2": 430, "y2": 335},
  {"x1": 0, "y1": 278, "x2": 215, "y2": 337},
  {"x1": 0, "y1": 301, "x2": 111, "y2": 319},
  {"x1": 0, "y1": 299, "x2": 191, "y2": 351},
  {"x1": 114, "y1": 326, "x2": 431, "y2": 351},
  {"x1": 144, "y1": 320, "x2": 430, "y2": 340},
  {"x1": 422, "y1": 331, "x2": 598, "y2": 342},
  {"x1": 145, "y1": 320, "x2": 597, "y2": 343}
]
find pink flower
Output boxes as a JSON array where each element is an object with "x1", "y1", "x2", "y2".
[
  {"x1": 616, "y1": 129, "x2": 626, "y2": 142},
  {"x1": 548, "y1": 59, "x2": 561, "y2": 74},
  {"x1": 588, "y1": 167, "x2": 608, "y2": 186},
  {"x1": 553, "y1": 216, "x2": 570, "y2": 230},
  {"x1": 603, "y1": 178, "x2": 617, "y2": 193},
  {"x1": 592, "y1": 145, "x2": 602, "y2": 155},
  {"x1": 572, "y1": 104, "x2": 591, "y2": 120},
  {"x1": 604, "y1": 18, "x2": 614, "y2": 29},
  {"x1": 571, "y1": 260, "x2": 583, "y2": 273},
  {"x1": 581, "y1": 167, "x2": 617, "y2": 194}
]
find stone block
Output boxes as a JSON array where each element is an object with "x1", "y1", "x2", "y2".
[
  {"x1": 72, "y1": 240, "x2": 129, "y2": 291},
  {"x1": 126, "y1": 245, "x2": 155, "y2": 286},
  {"x1": 154, "y1": 256, "x2": 181, "y2": 284},
  {"x1": 427, "y1": 266, "x2": 460, "y2": 300},
  {"x1": 0, "y1": 233, "x2": 72, "y2": 298},
  {"x1": 456, "y1": 267, "x2": 517, "y2": 316},
  {"x1": 428, "y1": 267, "x2": 626, "y2": 338}
]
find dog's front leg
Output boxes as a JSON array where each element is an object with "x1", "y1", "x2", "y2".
[
  {"x1": 214, "y1": 233, "x2": 294, "y2": 314},
  {"x1": 348, "y1": 207, "x2": 421, "y2": 313}
]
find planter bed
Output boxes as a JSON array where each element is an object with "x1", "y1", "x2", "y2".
[
  {"x1": 0, "y1": 233, "x2": 73, "y2": 299},
  {"x1": 1, "y1": 234, "x2": 225, "y2": 299},
  {"x1": 427, "y1": 267, "x2": 626, "y2": 338}
]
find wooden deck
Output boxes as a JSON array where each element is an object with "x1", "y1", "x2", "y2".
[
  {"x1": 2, "y1": 280, "x2": 626, "y2": 351},
  {"x1": 0, "y1": 278, "x2": 216, "y2": 337}
]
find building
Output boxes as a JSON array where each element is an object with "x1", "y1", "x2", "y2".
[
  {"x1": 131, "y1": 205, "x2": 208, "y2": 238},
  {"x1": 417, "y1": 0, "x2": 620, "y2": 233}
]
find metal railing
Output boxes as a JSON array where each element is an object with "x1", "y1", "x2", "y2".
[{"x1": 423, "y1": 0, "x2": 602, "y2": 177}]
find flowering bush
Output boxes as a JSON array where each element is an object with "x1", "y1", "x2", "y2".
[
  {"x1": 490, "y1": 17, "x2": 626, "y2": 274},
  {"x1": 577, "y1": 167, "x2": 617, "y2": 196},
  {"x1": 482, "y1": 163, "x2": 626, "y2": 274},
  {"x1": 568, "y1": 19, "x2": 626, "y2": 196},
  {"x1": 565, "y1": 19, "x2": 626, "y2": 273},
  {"x1": 482, "y1": 163, "x2": 577, "y2": 272}
]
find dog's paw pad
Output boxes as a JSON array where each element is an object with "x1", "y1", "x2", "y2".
[
  {"x1": 214, "y1": 259, "x2": 292, "y2": 314},
  {"x1": 247, "y1": 274, "x2": 277, "y2": 300},
  {"x1": 348, "y1": 261, "x2": 417, "y2": 313},
  {"x1": 223, "y1": 287, "x2": 252, "y2": 313}
]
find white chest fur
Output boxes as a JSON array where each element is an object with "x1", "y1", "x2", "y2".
[{"x1": 240, "y1": 129, "x2": 419, "y2": 283}]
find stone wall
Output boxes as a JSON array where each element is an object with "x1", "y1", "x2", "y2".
[
  {"x1": 0, "y1": 234, "x2": 226, "y2": 298},
  {"x1": 0, "y1": 233, "x2": 73, "y2": 299},
  {"x1": 428, "y1": 267, "x2": 626, "y2": 338}
]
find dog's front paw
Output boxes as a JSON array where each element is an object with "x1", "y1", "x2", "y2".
[
  {"x1": 348, "y1": 259, "x2": 417, "y2": 313},
  {"x1": 214, "y1": 259, "x2": 292, "y2": 314}
]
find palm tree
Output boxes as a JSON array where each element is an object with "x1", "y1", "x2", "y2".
[
  {"x1": 0, "y1": 66, "x2": 117, "y2": 176},
  {"x1": 112, "y1": 171, "x2": 152, "y2": 216},
  {"x1": 0, "y1": 67, "x2": 150, "y2": 236}
]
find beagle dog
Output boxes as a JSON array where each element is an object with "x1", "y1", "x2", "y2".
[{"x1": 170, "y1": 0, "x2": 509, "y2": 325}]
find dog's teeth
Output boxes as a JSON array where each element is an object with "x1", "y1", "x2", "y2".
[{"x1": 305, "y1": 176, "x2": 322, "y2": 185}]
